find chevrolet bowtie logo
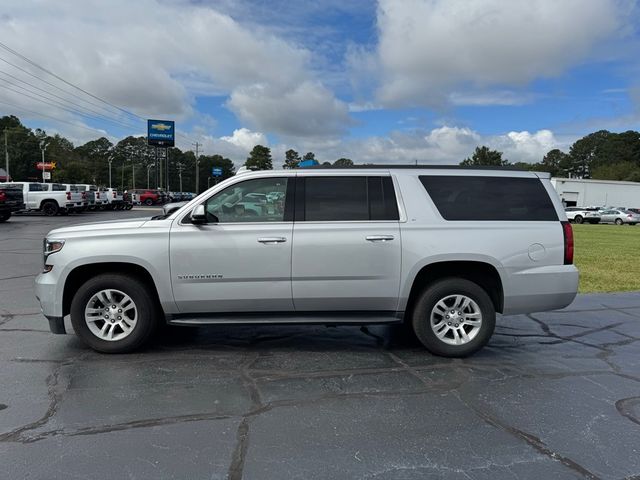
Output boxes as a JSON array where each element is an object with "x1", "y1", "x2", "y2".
[{"x1": 151, "y1": 123, "x2": 172, "y2": 131}]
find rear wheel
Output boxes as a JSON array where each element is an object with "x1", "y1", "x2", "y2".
[
  {"x1": 411, "y1": 278, "x2": 496, "y2": 357},
  {"x1": 574, "y1": 215, "x2": 583, "y2": 224},
  {"x1": 144, "y1": 198, "x2": 154, "y2": 206},
  {"x1": 42, "y1": 201, "x2": 59, "y2": 216},
  {"x1": 0, "y1": 212, "x2": 10, "y2": 222},
  {"x1": 70, "y1": 273, "x2": 158, "y2": 353},
  {"x1": 615, "y1": 218, "x2": 623, "y2": 225}
]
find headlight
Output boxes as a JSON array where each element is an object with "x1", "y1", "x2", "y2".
[{"x1": 43, "y1": 238, "x2": 65, "y2": 272}]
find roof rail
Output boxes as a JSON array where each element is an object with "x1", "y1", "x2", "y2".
[{"x1": 304, "y1": 164, "x2": 527, "y2": 171}]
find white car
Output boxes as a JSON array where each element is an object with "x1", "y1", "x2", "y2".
[{"x1": 564, "y1": 207, "x2": 601, "y2": 224}]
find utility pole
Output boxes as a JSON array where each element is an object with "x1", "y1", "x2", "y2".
[
  {"x1": 4, "y1": 129, "x2": 9, "y2": 181},
  {"x1": 147, "y1": 163, "x2": 153, "y2": 189},
  {"x1": 177, "y1": 162, "x2": 184, "y2": 192},
  {"x1": 193, "y1": 142, "x2": 201, "y2": 194}
]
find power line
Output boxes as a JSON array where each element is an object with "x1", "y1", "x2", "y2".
[
  {"x1": 0, "y1": 41, "x2": 199, "y2": 148},
  {"x1": 0, "y1": 99, "x2": 110, "y2": 135},
  {"x1": 0, "y1": 75, "x2": 145, "y2": 131},
  {"x1": 0, "y1": 69, "x2": 141, "y2": 129},
  {"x1": 0, "y1": 41, "x2": 146, "y2": 123},
  {"x1": 0, "y1": 55, "x2": 127, "y2": 120}
]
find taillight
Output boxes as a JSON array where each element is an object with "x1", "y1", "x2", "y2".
[
  {"x1": 96, "y1": 192, "x2": 100, "y2": 199},
  {"x1": 113, "y1": 191, "x2": 116, "y2": 198},
  {"x1": 82, "y1": 192, "x2": 87, "y2": 200},
  {"x1": 0, "y1": 191, "x2": 6, "y2": 202},
  {"x1": 628, "y1": 214, "x2": 633, "y2": 218},
  {"x1": 561, "y1": 221, "x2": 574, "y2": 265},
  {"x1": 66, "y1": 192, "x2": 71, "y2": 200}
]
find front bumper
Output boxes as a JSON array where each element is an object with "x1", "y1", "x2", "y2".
[{"x1": 35, "y1": 271, "x2": 67, "y2": 333}]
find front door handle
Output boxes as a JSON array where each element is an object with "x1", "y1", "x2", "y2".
[
  {"x1": 366, "y1": 235, "x2": 395, "y2": 242},
  {"x1": 258, "y1": 237, "x2": 287, "y2": 244}
]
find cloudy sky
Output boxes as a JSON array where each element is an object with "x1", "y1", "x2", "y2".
[{"x1": 1, "y1": 0, "x2": 639, "y2": 166}]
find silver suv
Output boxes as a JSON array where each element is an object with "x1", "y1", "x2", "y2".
[{"x1": 35, "y1": 167, "x2": 579, "y2": 357}]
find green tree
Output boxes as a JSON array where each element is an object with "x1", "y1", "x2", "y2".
[
  {"x1": 591, "y1": 161, "x2": 640, "y2": 182},
  {"x1": 461, "y1": 146, "x2": 508, "y2": 166},
  {"x1": 302, "y1": 152, "x2": 315, "y2": 162},
  {"x1": 283, "y1": 149, "x2": 301, "y2": 169},
  {"x1": 537, "y1": 149, "x2": 570, "y2": 177},
  {"x1": 568, "y1": 130, "x2": 611, "y2": 178},
  {"x1": 245, "y1": 145, "x2": 273, "y2": 170},
  {"x1": 333, "y1": 158, "x2": 354, "y2": 167}
]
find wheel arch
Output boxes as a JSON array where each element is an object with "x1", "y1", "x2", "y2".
[
  {"x1": 63, "y1": 262, "x2": 163, "y2": 318},
  {"x1": 403, "y1": 260, "x2": 504, "y2": 317}
]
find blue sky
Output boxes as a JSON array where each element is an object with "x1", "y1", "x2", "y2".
[{"x1": 1, "y1": 0, "x2": 639, "y2": 165}]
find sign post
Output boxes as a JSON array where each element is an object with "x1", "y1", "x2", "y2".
[
  {"x1": 147, "y1": 120, "x2": 175, "y2": 191},
  {"x1": 212, "y1": 167, "x2": 222, "y2": 186}
]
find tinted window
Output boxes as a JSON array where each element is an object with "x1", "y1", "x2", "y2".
[
  {"x1": 419, "y1": 176, "x2": 558, "y2": 221},
  {"x1": 304, "y1": 177, "x2": 368, "y2": 221},
  {"x1": 52, "y1": 184, "x2": 66, "y2": 191},
  {"x1": 29, "y1": 183, "x2": 45, "y2": 192},
  {"x1": 205, "y1": 177, "x2": 289, "y2": 223}
]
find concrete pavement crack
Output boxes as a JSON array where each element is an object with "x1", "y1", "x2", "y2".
[{"x1": 453, "y1": 391, "x2": 601, "y2": 480}]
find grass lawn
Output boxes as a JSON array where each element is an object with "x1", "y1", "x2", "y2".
[{"x1": 573, "y1": 224, "x2": 640, "y2": 293}]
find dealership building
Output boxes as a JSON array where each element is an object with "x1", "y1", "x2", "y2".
[{"x1": 551, "y1": 177, "x2": 640, "y2": 208}]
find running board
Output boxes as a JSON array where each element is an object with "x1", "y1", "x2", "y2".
[{"x1": 167, "y1": 311, "x2": 403, "y2": 326}]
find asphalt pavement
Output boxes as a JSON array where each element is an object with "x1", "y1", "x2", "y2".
[{"x1": 1, "y1": 210, "x2": 639, "y2": 479}]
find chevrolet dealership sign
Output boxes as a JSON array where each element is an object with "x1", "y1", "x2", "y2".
[{"x1": 147, "y1": 120, "x2": 175, "y2": 147}]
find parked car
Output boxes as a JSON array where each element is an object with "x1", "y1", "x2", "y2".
[
  {"x1": 11, "y1": 182, "x2": 81, "y2": 216},
  {"x1": 599, "y1": 209, "x2": 640, "y2": 225},
  {"x1": 564, "y1": 207, "x2": 601, "y2": 224},
  {"x1": 0, "y1": 183, "x2": 25, "y2": 222},
  {"x1": 614, "y1": 207, "x2": 640, "y2": 215},
  {"x1": 36, "y1": 167, "x2": 579, "y2": 356},
  {"x1": 162, "y1": 200, "x2": 188, "y2": 216}
]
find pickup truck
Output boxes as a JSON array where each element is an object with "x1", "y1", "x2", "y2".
[
  {"x1": 72, "y1": 184, "x2": 102, "y2": 210},
  {"x1": 11, "y1": 182, "x2": 83, "y2": 216},
  {"x1": 101, "y1": 188, "x2": 124, "y2": 210},
  {"x1": 0, "y1": 183, "x2": 25, "y2": 222}
]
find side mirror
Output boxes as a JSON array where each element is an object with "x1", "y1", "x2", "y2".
[{"x1": 190, "y1": 204, "x2": 208, "y2": 224}]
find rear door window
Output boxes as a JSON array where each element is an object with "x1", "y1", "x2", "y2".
[
  {"x1": 300, "y1": 176, "x2": 399, "y2": 221},
  {"x1": 419, "y1": 176, "x2": 558, "y2": 221}
]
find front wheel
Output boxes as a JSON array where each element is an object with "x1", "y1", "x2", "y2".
[
  {"x1": 411, "y1": 278, "x2": 496, "y2": 357},
  {"x1": 70, "y1": 273, "x2": 158, "y2": 353}
]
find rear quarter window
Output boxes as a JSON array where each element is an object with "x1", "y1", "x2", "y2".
[{"x1": 419, "y1": 176, "x2": 558, "y2": 221}]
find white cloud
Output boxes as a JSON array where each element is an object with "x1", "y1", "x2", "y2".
[
  {"x1": 220, "y1": 128, "x2": 268, "y2": 150},
  {"x1": 274, "y1": 126, "x2": 569, "y2": 166},
  {"x1": 368, "y1": 0, "x2": 630, "y2": 107},
  {"x1": 1, "y1": 0, "x2": 349, "y2": 137},
  {"x1": 227, "y1": 81, "x2": 350, "y2": 137}
]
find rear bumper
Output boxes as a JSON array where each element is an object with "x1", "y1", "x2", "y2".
[{"x1": 503, "y1": 264, "x2": 579, "y2": 315}]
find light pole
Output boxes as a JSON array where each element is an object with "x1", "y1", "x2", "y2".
[
  {"x1": 147, "y1": 163, "x2": 153, "y2": 189},
  {"x1": 177, "y1": 162, "x2": 183, "y2": 193},
  {"x1": 4, "y1": 129, "x2": 9, "y2": 181},
  {"x1": 207, "y1": 176, "x2": 211, "y2": 189},
  {"x1": 108, "y1": 155, "x2": 113, "y2": 188},
  {"x1": 193, "y1": 142, "x2": 201, "y2": 194},
  {"x1": 39, "y1": 140, "x2": 48, "y2": 183}
]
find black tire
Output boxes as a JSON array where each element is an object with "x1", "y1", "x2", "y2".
[
  {"x1": 125, "y1": 203, "x2": 133, "y2": 210},
  {"x1": 0, "y1": 212, "x2": 10, "y2": 222},
  {"x1": 615, "y1": 218, "x2": 623, "y2": 225},
  {"x1": 411, "y1": 278, "x2": 496, "y2": 357},
  {"x1": 42, "y1": 201, "x2": 59, "y2": 216},
  {"x1": 574, "y1": 215, "x2": 583, "y2": 224},
  {"x1": 70, "y1": 273, "x2": 158, "y2": 353},
  {"x1": 144, "y1": 198, "x2": 154, "y2": 206},
  {"x1": 587, "y1": 220, "x2": 600, "y2": 224},
  {"x1": 629, "y1": 223, "x2": 636, "y2": 226}
]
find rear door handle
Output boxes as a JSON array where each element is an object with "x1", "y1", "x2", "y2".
[
  {"x1": 366, "y1": 235, "x2": 395, "y2": 242},
  {"x1": 258, "y1": 237, "x2": 287, "y2": 244}
]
